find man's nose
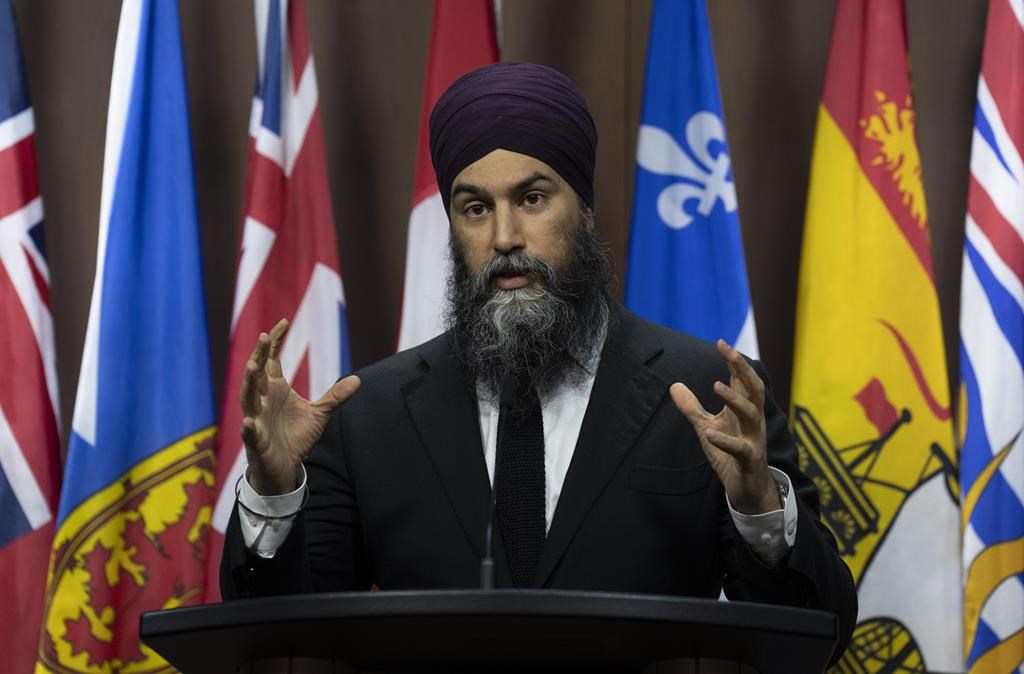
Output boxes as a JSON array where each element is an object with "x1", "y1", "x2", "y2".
[{"x1": 492, "y1": 203, "x2": 526, "y2": 255}]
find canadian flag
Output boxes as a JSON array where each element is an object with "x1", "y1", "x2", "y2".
[
  {"x1": 205, "y1": 0, "x2": 351, "y2": 600},
  {"x1": 396, "y1": 0, "x2": 499, "y2": 351}
]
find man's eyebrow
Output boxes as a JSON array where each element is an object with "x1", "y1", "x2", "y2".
[
  {"x1": 451, "y1": 182, "x2": 487, "y2": 201},
  {"x1": 511, "y1": 172, "x2": 557, "y2": 194},
  {"x1": 450, "y1": 172, "x2": 557, "y2": 201}
]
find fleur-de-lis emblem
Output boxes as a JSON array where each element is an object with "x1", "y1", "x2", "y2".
[{"x1": 637, "y1": 112, "x2": 737, "y2": 229}]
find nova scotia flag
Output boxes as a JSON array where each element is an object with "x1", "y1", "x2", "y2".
[
  {"x1": 625, "y1": 0, "x2": 758, "y2": 357},
  {"x1": 37, "y1": 2, "x2": 217, "y2": 669}
]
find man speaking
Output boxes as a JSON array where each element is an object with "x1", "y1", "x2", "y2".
[{"x1": 220, "y1": 62, "x2": 857, "y2": 656}]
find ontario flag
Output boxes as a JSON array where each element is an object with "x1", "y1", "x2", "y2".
[
  {"x1": 959, "y1": 0, "x2": 1024, "y2": 671},
  {"x1": 790, "y1": 0, "x2": 960, "y2": 671},
  {"x1": 0, "y1": 1, "x2": 62, "y2": 672},
  {"x1": 36, "y1": 0, "x2": 218, "y2": 671},
  {"x1": 396, "y1": 0, "x2": 498, "y2": 351},
  {"x1": 206, "y1": 0, "x2": 351, "y2": 600}
]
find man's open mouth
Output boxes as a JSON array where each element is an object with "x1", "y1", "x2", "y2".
[{"x1": 492, "y1": 270, "x2": 532, "y2": 290}]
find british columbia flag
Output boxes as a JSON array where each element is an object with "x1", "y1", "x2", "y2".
[
  {"x1": 0, "y1": 0, "x2": 61, "y2": 670},
  {"x1": 959, "y1": 0, "x2": 1024, "y2": 671},
  {"x1": 206, "y1": 0, "x2": 351, "y2": 600}
]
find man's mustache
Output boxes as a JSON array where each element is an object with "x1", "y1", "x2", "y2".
[{"x1": 477, "y1": 251, "x2": 556, "y2": 286}]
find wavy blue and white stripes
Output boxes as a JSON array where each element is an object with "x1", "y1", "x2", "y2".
[{"x1": 959, "y1": 3, "x2": 1024, "y2": 669}]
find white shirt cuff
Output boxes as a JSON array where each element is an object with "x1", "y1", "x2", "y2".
[
  {"x1": 727, "y1": 467, "x2": 797, "y2": 565},
  {"x1": 237, "y1": 465, "x2": 307, "y2": 559}
]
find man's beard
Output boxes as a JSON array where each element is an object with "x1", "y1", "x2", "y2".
[{"x1": 445, "y1": 211, "x2": 615, "y2": 401}]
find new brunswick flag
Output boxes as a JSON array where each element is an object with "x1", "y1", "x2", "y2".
[
  {"x1": 36, "y1": 1, "x2": 217, "y2": 671},
  {"x1": 791, "y1": 1, "x2": 960, "y2": 671}
]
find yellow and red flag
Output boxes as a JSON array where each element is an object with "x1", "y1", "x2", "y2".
[{"x1": 791, "y1": 0, "x2": 960, "y2": 670}]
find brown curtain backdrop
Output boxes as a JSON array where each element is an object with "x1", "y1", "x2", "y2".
[{"x1": 11, "y1": 0, "x2": 986, "y2": 448}]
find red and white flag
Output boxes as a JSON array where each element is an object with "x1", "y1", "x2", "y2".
[
  {"x1": 396, "y1": 0, "x2": 499, "y2": 351},
  {"x1": 206, "y1": 0, "x2": 351, "y2": 600},
  {"x1": 0, "y1": 0, "x2": 61, "y2": 669}
]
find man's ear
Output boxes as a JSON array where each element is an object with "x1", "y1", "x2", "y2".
[{"x1": 578, "y1": 201, "x2": 596, "y2": 230}]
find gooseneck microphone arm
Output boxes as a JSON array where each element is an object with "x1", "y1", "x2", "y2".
[{"x1": 481, "y1": 499, "x2": 496, "y2": 589}]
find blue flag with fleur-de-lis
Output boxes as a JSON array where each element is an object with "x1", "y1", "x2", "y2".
[{"x1": 625, "y1": 0, "x2": 758, "y2": 357}]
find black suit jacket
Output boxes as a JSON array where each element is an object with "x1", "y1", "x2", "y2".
[{"x1": 222, "y1": 305, "x2": 857, "y2": 657}]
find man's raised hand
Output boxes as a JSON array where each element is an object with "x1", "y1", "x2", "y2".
[
  {"x1": 240, "y1": 318, "x2": 361, "y2": 495},
  {"x1": 669, "y1": 339, "x2": 780, "y2": 515}
]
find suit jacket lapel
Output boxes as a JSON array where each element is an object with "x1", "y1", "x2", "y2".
[
  {"x1": 402, "y1": 335, "x2": 493, "y2": 559},
  {"x1": 535, "y1": 307, "x2": 669, "y2": 587}
]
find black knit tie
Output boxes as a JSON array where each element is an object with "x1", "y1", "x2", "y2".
[{"x1": 494, "y1": 374, "x2": 546, "y2": 588}]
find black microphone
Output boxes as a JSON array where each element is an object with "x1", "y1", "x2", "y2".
[
  {"x1": 481, "y1": 500, "x2": 496, "y2": 589},
  {"x1": 480, "y1": 374, "x2": 519, "y2": 589}
]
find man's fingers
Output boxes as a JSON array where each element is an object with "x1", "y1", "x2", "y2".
[
  {"x1": 240, "y1": 359, "x2": 264, "y2": 416},
  {"x1": 716, "y1": 339, "x2": 764, "y2": 407},
  {"x1": 713, "y1": 380, "x2": 758, "y2": 427},
  {"x1": 315, "y1": 375, "x2": 362, "y2": 411},
  {"x1": 266, "y1": 318, "x2": 289, "y2": 379},
  {"x1": 703, "y1": 428, "x2": 749, "y2": 459},
  {"x1": 240, "y1": 416, "x2": 261, "y2": 453},
  {"x1": 246, "y1": 330, "x2": 268, "y2": 370},
  {"x1": 252, "y1": 331, "x2": 271, "y2": 368}
]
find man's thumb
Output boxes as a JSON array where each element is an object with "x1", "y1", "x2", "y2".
[{"x1": 315, "y1": 374, "x2": 361, "y2": 410}]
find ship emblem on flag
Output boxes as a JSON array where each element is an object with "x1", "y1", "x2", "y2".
[{"x1": 791, "y1": 1, "x2": 961, "y2": 670}]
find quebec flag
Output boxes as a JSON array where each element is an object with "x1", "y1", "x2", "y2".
[
  {"x1": 625, "y1": 0, "x2": 758, "y2": 357},
  {"x1": 36, "y1": 1, "x2": 217, "y2": 670}
]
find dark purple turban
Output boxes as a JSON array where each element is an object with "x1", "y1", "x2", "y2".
[{"x1": 429, "y1": 62, "x2": 598, "y2": 217}]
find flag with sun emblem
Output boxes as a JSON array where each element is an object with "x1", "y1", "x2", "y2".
[
  {"x1": 36, "y1": 0, "x2": 217, "y2": 671},
  {"x1": 791, "y1": 0, "x2": 960, "y2": 671},
  {"x1": 959, "y1": 0, "x2": 1024, "y2": 671}
]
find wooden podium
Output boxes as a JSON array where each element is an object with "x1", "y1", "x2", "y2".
[{"x1": 140, "y1": 590, "x2": 838, "y2": 673}]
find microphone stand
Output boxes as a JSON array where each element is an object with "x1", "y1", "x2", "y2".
[{"x1": 480, "y1": 374, "x2": 519, "y2": 590}]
